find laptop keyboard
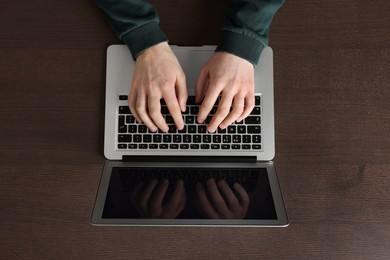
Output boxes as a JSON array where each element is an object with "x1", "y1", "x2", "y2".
[{"x1": 117, "y1": 95, "x2": 262, "y2": 151}]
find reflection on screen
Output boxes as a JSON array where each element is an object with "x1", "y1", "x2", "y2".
[{"x1": 102, "y1": 167, "x2": 276, "y2": 220}]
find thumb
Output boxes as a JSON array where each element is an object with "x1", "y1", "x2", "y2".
[{"x1": 176, "y1": 71, "x2": 188, "y2": 112}]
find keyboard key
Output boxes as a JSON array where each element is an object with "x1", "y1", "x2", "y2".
[
  {"x1": 227, "y1": 125, "x2": 236, "y2": 133},
  {"x1": 237, "y1": 125, "x2": 246, "y2": 133},
  {"x1": 190, "y1": 144, "x2": 200, "y2": 149},
  {"x1": 139, "y1": 144, "x2": 147, "y2": 149},
  {"x1": 128, "y1": 125, "x2": 137, "y2": 133},
  {"x1": 119, "y1": 106, "x2": 131, "y2": 114},
  {"x1": 170, "y1": 144, "x2": 179, "y2": 149},
  {"x1": 221, "y1": 144, "x2": 230, "y2": 149},
  {"x1": 211, "y1": 144, "x2": 220, "y2": 149},
  {"x1": 218, "y1": 128, "x2": 227, "y2": 134},
  {"x1": 203, "y1": 135, "x2": 211, "y2": 143},
  {"x1": 243, "y1": 135, "x2": 251, "y2": 143},
  {"x1": 159, "y1": 144, "x2": 168, "y2": 149},
  {"x1": 119, "y1": 95, "x2": 128, "y2": 100},
  {"x1": 138, "y1": 125, "x2": 147, "y2": 133},
  {"x1": 161, "y1": 106, "x2": 169, "y2": 115},
  {"x1": 232, "y1": 144, "x2": 240, "y2": 149},
  {"x1": 251, "y1": 107, "x2": 261, "y2": 115},
  {"x1": 118, "y1": 144, "x2": 127, "y2": 149},
  {"x1": 245, "y1": 116, "x2": 261, "y2": 124},
  {"x1": 188, "y1": 125, "x2": 196, "y2": 133},
  {"x1": 253, "y1": 135, "x2": 261, "y2": 143},
  {"x1": 222, "y1": 135, "x2": 231, "y2": 143},
  {"x1": 143, "y1": 135, "x2": 152, "y2": 143},
  {"x1": 248, "y1": 126, "x2": 261, "y2": 133},
  {"x1": 163, "y1": 135, "x2": 172, "y2": 143},
  {"x1": 201, "y1": 144, "x2": 210, "y2": 149},
  {"x1": 149, "y1": 144, "x2": 158, "y2": 149},
  {"x1": 186, "y1": 116, "x2": 195, "y2": 124},
  {"x1": 252, "y1": 144, "x2": 261, "y2": 150},
  {"x1": 242, "y1": 144, "x2": 251, "y2": 149},
  {"x1": 153, "y1": 134, "x2": 162, "y2": 143},
  {"x1": 173, "y1": 135, "x2": 182, "y2": 143},
  {"x1": 180, "y1": 144, "x2": 189, "y2": 149},
  {"x1": 118, "y1": 125, "x2": 127, "y2": 133},
  {"x1": 193, "y1": 135, "x2": 201, "y2": 143},
  {"x1": 198, "y1": 125, "x2": 207, "y2": 133},
  {"x1": 190, "y1": 107, "x2": 199, "y2": 114},
  {"x1": 119, "y1": 115, "x2": 125, "y2": 126},
  {"x1": 133, "y1": 134, "x2": 142, "y2": 143},
  {"x1": 118, "y1": 135, "x2": 131, "y2": 142},
  {"x1": 168, "y1": 125, "x2": 176, "y2": 133},
  {"x1": 126, "y1": 115, "x2": 135, "y2": 124},
  {"x1": 165, "y1": 116, "x2": 174, "y2": 124},
  {"x1": 178, "y1": 126, "x2": 187, "y2": 133},
  {"x1": 213, "y1": 135, "x2": 221, "y2": 143},
  {"x1": 255, "y1": 96, "x2": 261, "y2": 105},
  {"x1": 183, "y1": 135, "x2": 191, "y2": 143},
  {"x1": 128, "y1": 144, "x2": 137, "y2": 149},
  {"x1": 232, "y1": 135, "x2": 241, "y2": 143}
]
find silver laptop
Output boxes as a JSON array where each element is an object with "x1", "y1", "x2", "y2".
[{"x1": 91, "y1": 45, "x2": 288, "y2": 227}]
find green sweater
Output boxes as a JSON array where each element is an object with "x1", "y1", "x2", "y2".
[{"x1": 95, "y1": 0, "x2": 284, "y2": 65}]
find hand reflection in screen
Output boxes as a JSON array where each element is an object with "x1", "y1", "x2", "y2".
[
  {"x1": 196, "y1": 179, "x2": 250, "y2": 219},
  {"x1": 131, "y1": 178, "x2": 186, "y2": 219}
]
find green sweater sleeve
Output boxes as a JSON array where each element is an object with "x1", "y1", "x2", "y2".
[
  {"x1": 95, "y1": 0, "x2": 284, "y2": 65},
  {"x1": 216, "y1": 0, "x2": 285, "y2": 65},
  {"x1": 95, "y1": 0, "x2": 168, "y2": 59}
]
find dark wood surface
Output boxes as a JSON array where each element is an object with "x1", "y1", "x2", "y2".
[{"x1": 1, "y1": 0, "x2": 389, "y2": 259}]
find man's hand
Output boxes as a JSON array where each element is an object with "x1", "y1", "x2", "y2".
[
  {"x1": 131, "y1": 179, "x2": 186, "y2": 219},
  {"x1": 129, "y1": 42, "x2": 188, "y2": 132},
  {"x1": 195, "y1": 52, "x2": 255, "y2": 133},
  {"x1": 196, "y1": 179, "x2": 250, "y2": 219}
]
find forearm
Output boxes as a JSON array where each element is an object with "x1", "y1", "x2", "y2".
[
  {"x1": 216, "y1": 0, "x2": 285, "y2": 65},
  {"x1": 95, "y1": 0, "x2": 167, "y2": 59}
]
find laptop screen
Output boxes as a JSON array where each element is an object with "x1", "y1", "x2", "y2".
[{"x1": 101, "y1": 167, "x2": 277, "y2": 220}]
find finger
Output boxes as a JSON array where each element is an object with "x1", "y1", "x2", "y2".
[
  {"x1": 233, "y1": 182, "x2": 250, "y2": 208},
  {"x1": 196, "y1": 182, "x2": 219, "y2": 219},
  {"x1": 195, "y1": 67, "x2": 209, "y2": 104},
  {"x1": 176, "y1": 187, "x2": 187, "y2": 215},
  {"x1": 217, "y1": 180, "x2": 240, "y2": 212},
  {"x1": 129, "y1": 89, "x2": 142, "y2": 124},
  {"x1": 165, "y1": 179, "x2": 184, "y2": 213},
  {"x1": 163, "y1": 88, "x2": 185, "y2": 130},
  {"x1": 131, "y1": 182, "x2": 144, "y2": 213},
  {"x1": 136, "y1": 93, "x2": 158, "y2": 132},
  {"x1": 236, "y1": 94, "x2": 255, "y2": 123},
  {"x1": 219, "y1": 94, "x2": 245, "y2": 129},
  {"x1": 197, "y1": 83, "x2": 221, "y2": 124},
  {"x1": 207, "y1": 93, "x2": 233, "y2": 133},
  {"x1": 138, "y1": 178, "x2": 158, "y2": 213},
  {"x1": 148, "y1": 94, "x2": 169, "y2": 132},
  {"x1": 176, "y1": 72, "x2": 188, "y2": 112},
  {"x1": 206, "y1": 178, "x2": 231, "y2": 218},
  {"x1": 149, "y1": 179, "x2": 169, "y2": 216}
]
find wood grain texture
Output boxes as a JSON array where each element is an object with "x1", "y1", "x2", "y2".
[{"x1": 1, "y1": 0, "x2": 389, "y2": 259}]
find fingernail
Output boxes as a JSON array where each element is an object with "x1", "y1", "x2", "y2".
[{"x1": 208, "y1": 128, "x2": 215, "y2": 133}]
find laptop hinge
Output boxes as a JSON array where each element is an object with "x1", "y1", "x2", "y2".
[{"x1": 122, "y1": 156, "x2": 256, "y2": 163}]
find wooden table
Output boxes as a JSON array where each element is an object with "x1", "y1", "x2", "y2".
[{"x1": 1, "y1": 0, "x2": 389, "y2": 259}]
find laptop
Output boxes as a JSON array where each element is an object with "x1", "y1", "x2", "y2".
[{"x1": 91, "y1": 45, "x2": 288, "y2": 227}]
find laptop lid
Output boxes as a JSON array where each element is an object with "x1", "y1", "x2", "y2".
[
  {"x1": 103, "y1": 45, "x2": 275, "y2": 161},
  {"x1": 91, "y1": 160, "x2": 288, "y2": 227}
]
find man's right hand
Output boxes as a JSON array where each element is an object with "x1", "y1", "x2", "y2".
[{"x1": 129, "y1": 42, "x2": 188, "y2": 132}]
